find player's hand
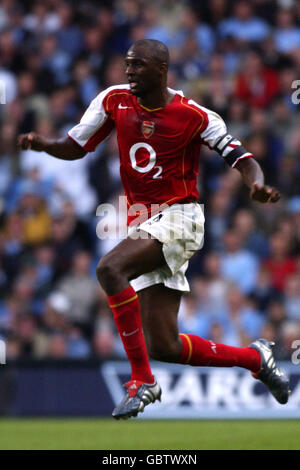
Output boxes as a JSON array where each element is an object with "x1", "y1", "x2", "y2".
[
  {"x1": 250, "y1": 182, "x2": 280, "y2": 203},
  {"x1": 17, "y1": 132, "x2": 46, "y2": 152}
]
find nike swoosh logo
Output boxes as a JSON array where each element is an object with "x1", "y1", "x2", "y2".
[
  {"x1": 122, "y1": 328, "x2": 139, "y2": 337},
  {"x1": 118, "y1": 104, "x2": 131, "y2": 109}
]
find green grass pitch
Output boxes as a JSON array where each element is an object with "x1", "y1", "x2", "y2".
[{"x1": 0, "y1": 419, "x2": 299, "y2": 450}]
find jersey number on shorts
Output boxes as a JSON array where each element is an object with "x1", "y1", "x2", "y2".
[{"x1": 129, "y1": 143, "x2": 162, "y2": 179}]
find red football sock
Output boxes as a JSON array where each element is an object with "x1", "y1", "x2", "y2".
[
  {"x1": 108, "y1": 286, "x2": 154, "y2": 384},
  {"x1": 179, "y1": 334, "x2": 261, "y2": 372}
]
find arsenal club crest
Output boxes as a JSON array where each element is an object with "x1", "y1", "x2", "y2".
[{"x1": 141, "y1": 121, "x2": 155, "y2": 138}]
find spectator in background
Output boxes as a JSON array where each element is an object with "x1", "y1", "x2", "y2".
[
  {"x1": 102, "y1": 54, "x2": 127, "y2": 87},
  {"x1": 17, "y1": 71, "x2": 47, "y2": 124},
  {"x1": 205, "y1": 189, "x2": 233, "y2": 252},
  {"x1": 0, "y1": 291, "x2": 23, "y2": 334},
  {"x1": 226, "y1": 98, "x2": 249, "y2": 139},
  {"x1": 171, "y1": 6, "x2": 215, "y2": 55},
  {"x1": 88, "y1": 132, "x2": 122, "y2": 206},
  {"x1": 93, "y1": 307, "x2": 120, "y2": 358},
  {"x1": 253, "y1": 266, "x2": 279, "y2": 312},
  {"x1": 232, "y1": 208, "x2": 269, "y2": 259},
  {"x1": 248, "y1": 107, "x2": 284, "y2": 174},
  {"x1": 264, "y1": 232, "x2": 297, "y2": 292},
  {"x1": 2, "y1": 213, "x2": 25, "y2": 284},
  {"x1": 142, "y1": 4, "x2": 173, "y2": 47},
  {"x1": 33, "y1": 243, "x2": 56, "y2": 297},
  {"x1": 217, "y1": 34, "x2": 242, "y2": 75},
  {"x1": 221, "y1": 285, "x2": 265, "y2": 347},
  {"x1": 284, "y1": 274, "x2": 300, "y2": 322},
  {"x1": 277, "y1": 155, "x2": 300, "y2": 198},
  {"x1": 180, "y1": 276, "x2": 230, "y2": 339},
  {"x1": 220, "y1": 229, "x2": 259, "y2": 294},
  {"x1": 197, "y1": 0, "x2": 229, "y2": 28},
  {"x1": 83, "y1": 24, "x2": 106, "y2": 75},
  {"x1": 23, "y1": 2, "x2": 61, "y2": 35},
  {"x1": 202, "y1": 252, "x2": 228, "y2": 314},
  {"x1": 47, "y1": 332, "x2": 67, "y2": 359},
  {"x1": 193, "y1": 53, "x2": 234, "y2": 117},
  {"x1": 274, "y1": 8, "x2": 300, "y2": 54},
  {"x1": 40, "y1": 290, "x2": 71, "y2": 350},
  {"x1": 0, "y1": 27, "x2": 25, "y2": 72},
  {"x1": 0, "y1": 257, "x2": 8, "y2": 299},
  {"x1": 0, "y1": 121, "x2": 18, "y2": 188},
  {"x1": 67, "y1": 326, "x2": 90, "y2": 358},
  {"x1": 73, "y1": 59, "x2": 99, "y2": 107},
  {"x1": 172, "y1": 34, "x2": 206, "y2": 82},
  {"x1": 267, "y1": 300, "x2": 286, "y2": 337},
  {"x1": 234, "y1": 50, "x2": 280, "y2": 108},
  {"x1": 50, "y1": 204, "x2": 94, "y2": 280},
  {"x1": 10, "y1": 273, "x2": 37, "y2": 316},
  {"x1": 34, "y1": 290, "x2": 89, "y2": 359},
  {"x1": 178, "y1": 292, "x2": 209, "y2": 337},
  {"x1": 276, "y1": 215, "x2": 298, "y2": 255},
  {"x1": 14, "y1": 313, "x2": 37, "y2": 357},
  {"x1": 287, "y1": 198, "x2": 300, "y2": 250},
  {"x1": 58, "y1": 251, "x2": 99, "y2": 331},
  {"x1": 0, "y1": 67, "x2": 17, "y2": 104},
  {"x1": 56, "y1": 2, "x2": 83, "y2": 60},
  {"x1": 6, "y1": 334, "x2": 22, "y2": 360},
  {"x1": 39, "y1": 34, "x2": 71, "y2": 87},
  {"x1": 218, "y1": 1, "x2": 270, "y2": 43},
  {"x1": 270, "y1": 98, "x2": 297, "y2": 144},
  {"x1": 17, "y1": 184, "x2": 52, "y2": 246},
  {"x1": 92, "y1": 282, "x2": 117, "y2": 358}
]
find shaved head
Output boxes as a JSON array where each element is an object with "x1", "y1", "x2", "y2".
[
  {"x1": 129, "y1": 39, "x2": 169, "y2": 68},
  {"x1": 125, "y1": 39, "x2": 170, "y2": 101}
]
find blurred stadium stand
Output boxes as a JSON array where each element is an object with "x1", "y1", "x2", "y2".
[{"x1": 0, "y1": 0, "x2": 299, "y2": 378}]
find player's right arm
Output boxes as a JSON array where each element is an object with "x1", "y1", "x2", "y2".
[
  {"x1": 17, "y1": 85, "x2": 122, "y2": 160},
  {"x1": 17, "y1": 133, "x2": 87, "y2": 160}
]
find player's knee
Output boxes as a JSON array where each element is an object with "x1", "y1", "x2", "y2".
[{"x1": 96, "y1": 255, "x2": 121, "y2": 289}]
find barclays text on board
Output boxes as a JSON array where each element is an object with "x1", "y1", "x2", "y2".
[
  {"x1": 7, "y1": 360, "x2": 300, "y2": 417},
  {"x1": 102, "y1": 361, "x2": 300, "y2": 419}
]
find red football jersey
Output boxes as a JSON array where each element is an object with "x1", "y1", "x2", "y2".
[{"x1": 68, "y1": 85, "x2": 252, "y2": 224}]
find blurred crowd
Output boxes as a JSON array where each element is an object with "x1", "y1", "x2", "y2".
[{"x1": 0, "y1": 0, "x2": 299, "y2": 362}]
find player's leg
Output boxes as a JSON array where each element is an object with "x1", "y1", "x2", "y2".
[
  {"x1": 138, "y1": 284, "x2": 260, "y2": 371},
  {"x1": 97, "y1": 231, "x2": 165, "y2": 380},
  {"x1": 139, "y1": 284, "x2": 290, "y2": 405},
  {"x1": 96, "y1": 231, "x2": 166, "y2": 419},
  {"x1": 138, "y1": 283, "x2": 183, "y2": 363}
]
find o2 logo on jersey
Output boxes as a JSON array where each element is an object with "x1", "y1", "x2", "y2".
[
  {"x1": 141, "y1": 121, "x2": 155, "y2": 138},
  {"x1": 129, "y1": 143, "x2": 162, "y2": 179}
]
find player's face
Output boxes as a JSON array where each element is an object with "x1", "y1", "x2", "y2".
[{"x1": 125, "y1": 48, "x2": 162, "y2": 97}]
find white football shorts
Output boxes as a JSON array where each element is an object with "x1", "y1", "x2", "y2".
[{"x1": 128, "y1": 202, "x2": 205, "y2": 293}]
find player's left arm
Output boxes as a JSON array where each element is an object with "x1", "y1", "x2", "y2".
[
  {"x1": 234, "y1": 156, "x2": 280, "y2": 203},
  {"x1": 198, "y1": 108, "x2": 280, "y2": 204}
]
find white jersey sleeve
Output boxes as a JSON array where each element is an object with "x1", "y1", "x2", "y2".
[
  {"x1": 189, "y1": 101, "x2": 253, "y2": 167},
  {"x1": 67, "y1": 86, "x2": 121, "y2": 152}
]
